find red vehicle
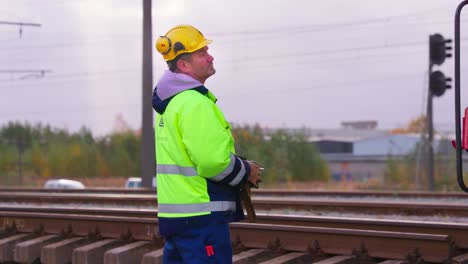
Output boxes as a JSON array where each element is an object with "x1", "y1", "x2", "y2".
[{"x1": 454, "y1": 1, "x2": 468, "y2": 192}]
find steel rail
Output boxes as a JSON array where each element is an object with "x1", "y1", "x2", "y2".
[
  {"x1": 2, "y1": 188, "x2": 468, "y2": 199},
  {"x1": 253, "y1": 189, "x2": 468, "y2": 199},
  {"x1": 252, "y1": 198, "x2": 468, "y2": 217},
  {"x1": 2, "y1": 192, "x2": 468, "y2": 217}
]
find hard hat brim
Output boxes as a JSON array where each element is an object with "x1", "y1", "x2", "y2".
[{"x1": 194, "y1": 39, "x2": 212, "y2": 52}]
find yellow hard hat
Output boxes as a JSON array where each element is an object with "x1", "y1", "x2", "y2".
[{"x1": 155, "y1": 25, "x2": 212, "y2": 61}]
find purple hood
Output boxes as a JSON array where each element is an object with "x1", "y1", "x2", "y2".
[
  {"x1": 156, "y1": 70, "x2": 202, "y2": 100},
  {"x1": 152, "y1": 70, "x2": 204, "y2": 114}
]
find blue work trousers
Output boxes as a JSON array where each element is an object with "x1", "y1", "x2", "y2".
[{"x1": 163, "y1": 223, "x2": 232, "y2": 264}]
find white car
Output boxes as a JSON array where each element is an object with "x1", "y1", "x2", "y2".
[
  {"x1": 43, "y1": 179, "x2": 85, "y2": 189},
  {"x1": 125, "y1": 177, "x2": 156, "y2": 188},
  {"x1": 125, "y1": 177, "x2": 142, "y2": 188}
]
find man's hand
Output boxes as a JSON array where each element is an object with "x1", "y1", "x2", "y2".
[{"x1": 247, "y1": 161, "x2": 263, "y2": 188}]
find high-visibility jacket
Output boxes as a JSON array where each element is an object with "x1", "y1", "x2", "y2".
[{"x1": 152, "y1": 70, "x2": 251, "y2": 237}]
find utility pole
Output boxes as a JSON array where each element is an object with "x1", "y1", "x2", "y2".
[
  {"x1": 426, "y1": 62, "x2": 435, "y2": 191},
  {"x1": 1, "y1": 20, "x2": 42, "y2": 185},
  {"x1": 2, "y1": 138, "x2": 27, "y2": 185},
  {"x1": 141, "y1": 0, "x2": 155, "y2": 187},
  {"x1": 16, "y1": 138, "x2": 25, "y2": 185}
]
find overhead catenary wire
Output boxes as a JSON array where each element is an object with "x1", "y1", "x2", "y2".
[
  {"x1": 6, "y1": 36, "x2": 468, "y2": 73},
  {"x1": 2, "y1": 39, "x2": 463, "y2": 88},
  {"x1": 0, "y1": 47, "x2": 434, "y2": 87},
  {"x1": 0, "y1": 10, "x2": 463, "y2": 52},
  {"x1": 0, "y1": 71, "x2": 423, "y2": 120},
  {"x1": 208, "y1": 5, "x2": 452, "y2": 37},
  {"x1": 0, "y1": 69, "x2": 51, "y2": 73},
  {"x1": 0, "y1": 68, "x2": 138, "y2": 85},
  {"x1": 1, "y1": 3, "x2": 460, "y2": 88},
  {"x1": 237, "y1": 72, "x2": 423, "y2": 96}
]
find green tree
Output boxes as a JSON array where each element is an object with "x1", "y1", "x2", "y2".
[{"x1": 232, "y1": 124, "x2": 329, "y2": 185}]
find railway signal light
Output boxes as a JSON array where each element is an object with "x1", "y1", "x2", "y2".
[
  {"x1": 430, "y1": 33, "x2": 452, "y2": 66},
  {"x1": 430, "y1": 71, "x2": 452, "y2": 97},
  {"x1": 426, "y1": 33, "x2": 453, "y2": 191}
]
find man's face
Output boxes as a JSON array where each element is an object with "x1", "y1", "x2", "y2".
[{"x1": 183, "y1": 46, "x2": 215, "y2": 83}]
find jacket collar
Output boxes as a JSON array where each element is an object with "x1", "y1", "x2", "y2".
[{"x1": 152, "y1": 85, "x2": 217, "y2": 114}]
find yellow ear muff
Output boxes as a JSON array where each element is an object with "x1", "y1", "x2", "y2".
[{"x1": 156, "y1": 36, "x2": 172, "y2": 54}]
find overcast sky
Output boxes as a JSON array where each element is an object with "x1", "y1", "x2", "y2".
[{"x1": 1, "y1": 0, "x2": 467, "y2": 136}]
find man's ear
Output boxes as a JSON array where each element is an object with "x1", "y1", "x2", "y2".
[{"x1": 176, "y1": 59, "x2": 191, "y2": 74}]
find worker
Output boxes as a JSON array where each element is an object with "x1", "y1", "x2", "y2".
[{"x1": 152, "y1": 24, "x2": 263, "y2": 263}]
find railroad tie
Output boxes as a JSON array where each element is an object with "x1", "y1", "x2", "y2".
[
  {"x1": 73, "y1": 239, "x2": 126, "y2": 264},
  {"x1": 0, "y1": 233, "x2": 32, "y2": 262},
  {"x1": 103, "y1": 240, "x2": 159, "y2": 264},
  {"x1": 232, "y1": 248, "x2": 271, "y2": 263},
  {"x1": 13, "y1": 234, "x2": 60, "y2": 264},
  {"x1": 257, "y1": 252, "x2": 310, "y2": 264},
  {"x1": 452, "y1": 252, "x2": 468, "y2": 264},
  {"x1": 41, "y1": 236, "x2": 87, "y2": 264},
  {"x1": 313, "y1": 255, "x2": 356, "y2": 264},
  {"x1": 141, "y1": 248, "x2": 163, "y2": 264}
]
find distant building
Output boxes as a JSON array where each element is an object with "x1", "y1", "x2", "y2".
[
  {"x1": 313, "y1": 140, "x2": 353, "y2": 154},
  {"x1": 354, "y1": 134, "x2": 421, "y2": 156},
  {"x1": 308, "y1": 126, "x2": 388, "y2": 154},
  {"x1": 341, "y1": 120, "x2": 378, "y2": 130},
  {"x1": 309, "y1": 128, "x2": 451, "y2": 183},
  {"x1": 266, "y1": 125, "x2": 456, "y2": 183}
]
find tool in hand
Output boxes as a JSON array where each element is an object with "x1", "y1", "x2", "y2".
[{"x1": 240, "y1": 160, "x2": 264, "y2": 223}]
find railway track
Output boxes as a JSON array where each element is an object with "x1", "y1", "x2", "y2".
[
  {"x1": 2, "y1": 190, "x2": 468, "y2": 263},
  {"x1": 0, "y1": 209, "x2": 465, "y2": 263},
  {"x1": 2, "y1": 187, "x2": 468, "y2": 199},
  {"x1": 2, "y1": 191, "x2": 468, "y2": 218},
  {"x1": 3, "y1": 205, "x2": 468, "y2": 248}
]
